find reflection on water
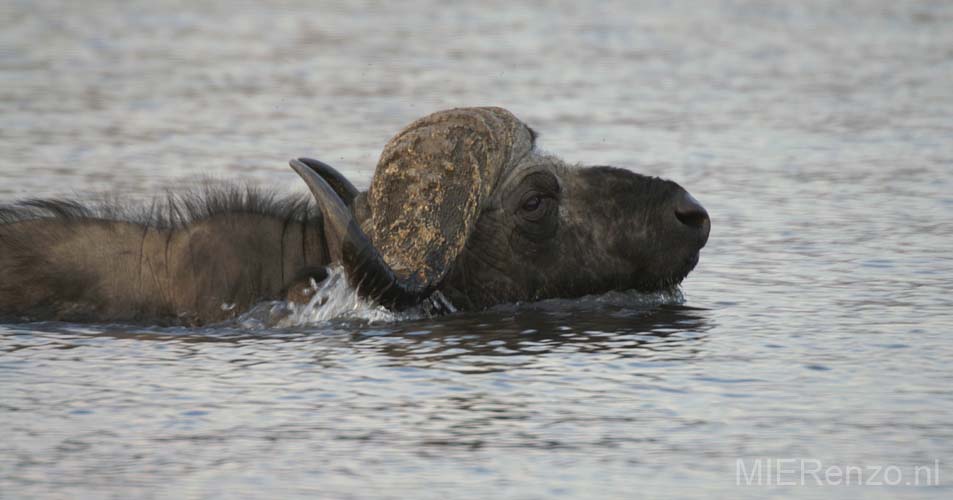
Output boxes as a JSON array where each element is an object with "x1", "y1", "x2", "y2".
[
  {"x1": 352, "y1": 304, "x2": 709, "y2": 373},
  {"x1": 1, "y1": 305, "x2": 715, "y2": 497},
  {"x1": 2, "y1": 0, "x2": 953, "y2": 498}
]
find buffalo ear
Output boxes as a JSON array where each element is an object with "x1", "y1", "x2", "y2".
[
  {"x1": 362, "y1": 107, "x2": 535, "y2": 287},
  {"x1": 294, "y1": 157, "x2": 359, "y2": 207}
]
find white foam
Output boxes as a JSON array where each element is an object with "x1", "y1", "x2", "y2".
[{"x1": 236, "y1": 266, "x2": 423, "y2": 328}]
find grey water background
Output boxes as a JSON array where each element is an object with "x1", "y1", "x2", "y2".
[{"x1": 1, "y1": 0, "x2": 952, "y2": 498}]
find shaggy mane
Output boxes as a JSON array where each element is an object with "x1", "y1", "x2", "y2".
[{"x1": 0, "y1": 183, "x2": 321, "y2": 229}]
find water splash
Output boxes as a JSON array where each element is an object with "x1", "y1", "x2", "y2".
[{"x1": 236, "y1": 266, "x2": 424, "y2": 328}]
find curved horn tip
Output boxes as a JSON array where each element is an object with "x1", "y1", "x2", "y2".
[
  {"x1": 289, "y1": 158, "x2": 351, "y2": 227},
  {"x1": 290, "y1": 157, "x2": 360, "y2": 207}
]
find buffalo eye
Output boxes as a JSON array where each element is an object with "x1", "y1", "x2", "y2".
[
  {"x1": 510, "y1": 171, "x2": 559, "y2": 226},
  {"x1": 508, "y1": 172, "x2": 559, "y2": 249},
  {"x1": 522, "y1": 194, "x2": 542, "y2": 212}
]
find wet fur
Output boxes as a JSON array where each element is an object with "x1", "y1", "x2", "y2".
[
  {"x1": 0, "y1": 185, "x2": 327, "y2": 325},
  {"x1": 0, "y1": 184, "x2": 319, "y2": 228}
]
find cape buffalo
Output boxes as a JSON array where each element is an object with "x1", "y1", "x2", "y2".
[{"x1": 0, "y1": 107, "x2": 710, "y2": 325}]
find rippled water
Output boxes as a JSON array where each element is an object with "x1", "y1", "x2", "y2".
[{"x1": 2, "y1": 1, "x2": 952, "y2": 498}]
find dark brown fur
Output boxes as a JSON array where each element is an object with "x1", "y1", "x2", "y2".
[{"x1": 0, "y1": 186, "x2": 328, "y2": 325}]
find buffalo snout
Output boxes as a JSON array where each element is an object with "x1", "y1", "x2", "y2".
[{"x1": 672, "y1": 190, "x2": 710, "y2": 248}]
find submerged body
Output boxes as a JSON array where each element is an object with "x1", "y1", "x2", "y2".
[
  {"x1": 0, "y1": 107, "x2": 710, "y2": 325},
  {"x1": 0, "y1": 192, "x2": 329, "y2": 324}
]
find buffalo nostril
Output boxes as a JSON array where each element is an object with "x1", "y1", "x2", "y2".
[{"x1": 674, "y1": 192, "x2": 710, "y2": 229}]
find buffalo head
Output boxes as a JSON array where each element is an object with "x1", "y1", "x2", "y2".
[{"x1": 292, "y1": 106, "x2": 709, "y2": 311}]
